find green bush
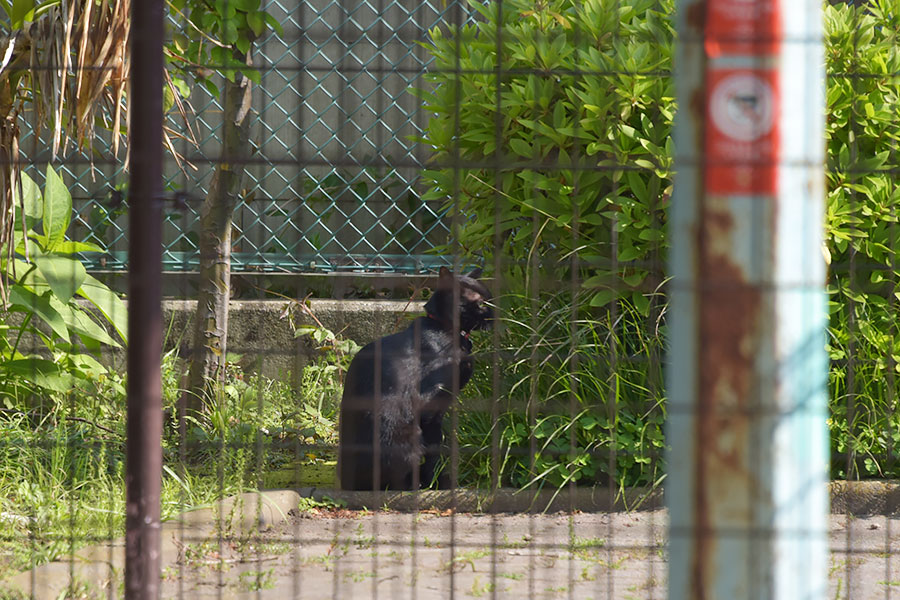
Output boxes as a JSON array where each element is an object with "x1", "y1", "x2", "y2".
[
  {"x1": 416, "y1": 0, "x2": 674, "y2": 312},
  {"x1": 416, "y1": 0, "x2": 673, "y2": 490},
  {"x1": 823, "y1": 0, "x2": 900, "y2": 478},
  {"x1": 419, "y1": 0, "x2": 900, "y2": 483}
]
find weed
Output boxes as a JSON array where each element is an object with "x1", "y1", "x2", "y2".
[
  {"x1": 545, "y1": 585, "x2": 568, "y2": 593},
  {"x1": 354, "y1": 522, "x2": 375, "y2": 549},
  {"x1": 238, "y1": 568, "x2": 275, "y2": 592},
  {"x1": 444, "y1": 548, "x2": 491, "y2": 572},
  {"x1": 468, "y1": 576, "x2": 496, "y2": 597},
  {"x1": 344, "y1": 570, "x2": 375, "y2": 583},
  {"x1": 499, "y1": 533, "x2": 530, "y2": 549}
]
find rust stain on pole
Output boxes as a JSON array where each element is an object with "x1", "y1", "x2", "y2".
[
  {"x1": 670, "y1": 1, "x2": 828, "y2": 598},
  {"x1": 693, "y1": 202, "x2": 763, "y2": 597}
]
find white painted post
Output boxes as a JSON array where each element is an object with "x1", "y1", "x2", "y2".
[{"x1": 668, "y1": 1, "x2": 828, "y2": 599}]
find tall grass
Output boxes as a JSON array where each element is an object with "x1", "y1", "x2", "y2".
[
  {"x1": 456, "y1": 292, "x2": 667, "y2": 492},
  {"x1": 0, "y1": 347, "x2": 341, "y2": 574}
]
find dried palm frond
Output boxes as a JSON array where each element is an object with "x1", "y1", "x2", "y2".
[
  {"x1": 0, "y1": 1, "x2": 200, "y2": 300},
  {"x1": 0, "y1": 1, "x2": 132, "y2": 301}
]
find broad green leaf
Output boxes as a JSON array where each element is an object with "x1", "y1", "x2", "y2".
[
  {"x1": 232, "y1": 0, "x2": 261, "y2": 10},
  {"x1": 64, "y1": 353, "x2": 108, "y2": 379},
  {"x1": 163, "y1": 83, "x2": 176, "y2": 113},
  {"x1": 50, "y1": 294, "x2": 121, "y2": 349},
  {"x1": 242, "y1": 67, "x2": 261, "y2": 85},
  {"x1": 8, "y1": 285, "x2": 70, "y2": 342},
  {"x1": 3, "y1": 358, "x2": 73, "y2": 393},
  {"x1": 33, "y1": 255, "x2": 86, "y2": 303},
  {"x1": 77, "y1": 273, "x2": 128, "y2": 343},
  {"x1": 50, "y1": 240, "x2": 105, "y2": 254},
  {"x1": 12, "y1": 171, "x2": 41, "y2": 220},
  {"x1": 589, "y1": 288, "x2": 617, "y2": 307},
  {"x1": 236, "y1": 35, "x2": 250, "y2": 55},
  {"x1": 632, "y1": 291, "x2": 650, "y2": 316},
  {"x1": 42, "y1": 165, "x2": 71, "y2": 252},
  {"x1": 201, "y1": 77, "x2": 221, "y2": 99},
  {"x1": 509, "y1": 138, "x2": 532, "y2": 158},
  {"x1": 10, "y1": 0, "x2": 34, "y2": 28},
  {"x1": 246, "y1": 10, "x2": 265, "y2": 36}
]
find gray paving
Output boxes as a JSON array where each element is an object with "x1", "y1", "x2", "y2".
[{"x1": 4, "y1": 490, "x2": 900, "y2": 599}]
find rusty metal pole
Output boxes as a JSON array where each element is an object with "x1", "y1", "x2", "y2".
[
  {"x1": 668, "y1": 1, "x2": 827, "y2": 599},
  {"x1": 125, "y1": 0, "x2": 164, "y2": 598}
]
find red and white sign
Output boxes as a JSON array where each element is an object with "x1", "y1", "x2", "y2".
[
  {"x1": 704, "y1": 0, "x2": 782, "y2": 196},
  {"x1": 705, "y1": 68, "x2": 779, "y2": 196}
]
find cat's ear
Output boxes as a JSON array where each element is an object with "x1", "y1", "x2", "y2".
[
  {"x1": 466, "y1": 267, "x2": 482, "y2": 279},
  {"x1": 438, "y1": 266, "x2": 453, "y2": 286}
]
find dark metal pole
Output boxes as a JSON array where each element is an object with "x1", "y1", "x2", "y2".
[{"x1": 125, "y1": 0, "x2": 164, "y2": 598}]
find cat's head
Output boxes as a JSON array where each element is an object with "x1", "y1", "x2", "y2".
[{"x1": 424, "y1": 266, "x2": 493, "y2": 333}]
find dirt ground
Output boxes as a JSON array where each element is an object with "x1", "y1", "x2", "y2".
[{"x1": 155, "y1": 509, "x2": 900, "y2": 600}]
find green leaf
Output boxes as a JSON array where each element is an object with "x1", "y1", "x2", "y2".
[
  {"x1": 509, "y1": 137, "x2": 532, "y2": 158},
  {"x1": 10, "y1": 0, "x2": 34, "y2": 28},
  {"x1": 201, "y1": 77, "x2": 221, "y2": 99},
  {"x1": 8, "y1": 285, "x2": 70, "y2": 342},
  {"x1": 64, "y1": 353, "x2": 108, "y2": 379},
  {"x1": 49, "y1": 294, "x2": 120, "y2": 349},
  {"x1": 47, "y1": 240, "x2": 105, "y2": 255},
  {"x1": 213, "y1": 0, "x2": 237, "y2": 18},
  {"x1": 163, "y1": 83, "x2": 176, "y2": 113},
  {"x1": 222, "y1": 17, "x2": 239, "y2": 44},
  {"x1": 263, "y1": 11, "x2": 284, "y2": 36},
  {"x1": 42, "y1": 165, "x2": 71, "y2": 252},
  {"x1": 77, "y1": 273, "x2": 128, "y2": 344},
  {"x1": 4, "y1": 358, "x2": 73, "y2": 393},
  {"x1": 589, "y1": 288, "x2": 617, "y2": 307},
  {"x1": 12, "y1": 171, "x2": 41, "y2": 220},
  {"x1": 632, "y1": 291, "x2": 650, "y2": 316},
  {"x1": 246, "y1": 11, "x2": 266, "y2": 36},
  {"x1": 231, "y1": 0, "x2": 260, "y2": 10},
  {"x1": 236, "y1": 35, "x2": 250, "y2": 55},
  {"x1": 242, "y1": 67, "x2": 261, "y2": 85},
  {"x1": 33, "y1": 255, "x2": 86, "y2": 304}
]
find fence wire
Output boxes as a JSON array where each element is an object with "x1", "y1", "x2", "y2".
[{"x1": 0, "y1": 0, "x2": 898, "y2": 599}]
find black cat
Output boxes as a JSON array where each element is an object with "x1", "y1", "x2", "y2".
[{"x1": 338, "y1": 267, "x2": 493, "y2": 490}]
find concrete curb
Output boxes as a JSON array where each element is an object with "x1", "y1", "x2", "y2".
[
  {"x1": 303, "y1": 480, "x2": 900, "y2": 515},
  {"x1": 830, "y1": 480, "x2": 900, "y2": 515},
  {"x1": 299, "y1": 486, "x2": 665, "y2": 513}
]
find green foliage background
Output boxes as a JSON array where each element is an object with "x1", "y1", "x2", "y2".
[{"x1": 418, "y1": 0, "x2": 900, "y2": 486}]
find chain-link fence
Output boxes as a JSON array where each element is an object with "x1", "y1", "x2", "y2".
[{"x1": 20, "y1": 0, "x2": 463, "y2": 274}]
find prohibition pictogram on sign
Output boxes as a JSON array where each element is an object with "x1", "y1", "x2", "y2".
[{"x1": 705, "y1": 68, "x2": 780, "y2": 196}]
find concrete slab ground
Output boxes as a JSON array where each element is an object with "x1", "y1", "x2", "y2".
[{"x1": 4, "y1": 487, "x2": 900, "y2": 599}]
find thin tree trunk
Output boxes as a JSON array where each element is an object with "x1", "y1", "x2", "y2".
[{"x1": 185, "y1": 57, "x2": 252, "y2": 415}]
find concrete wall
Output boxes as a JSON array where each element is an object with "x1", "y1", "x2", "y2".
[{"x1": 157, "y1": 299, "x2": 423, "y2": 385}]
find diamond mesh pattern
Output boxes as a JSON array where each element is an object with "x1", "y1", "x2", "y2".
[{"x1": 19, "y1": 0, "x2": 478, "y2": 273}]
